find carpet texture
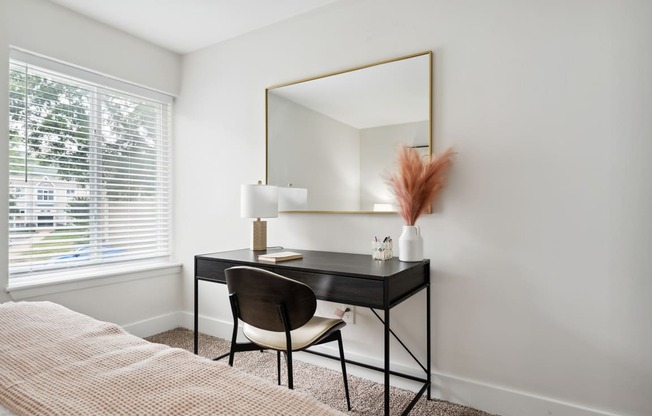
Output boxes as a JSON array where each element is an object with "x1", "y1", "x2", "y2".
[{"x1": 146, "y1": 328, "x2": 497, "y2": 416}]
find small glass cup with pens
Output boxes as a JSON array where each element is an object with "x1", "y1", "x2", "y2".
[{"x1": 372, "y1": 236, "x2": 393, "y2": 260}]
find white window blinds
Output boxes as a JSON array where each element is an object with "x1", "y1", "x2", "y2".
[{"x1": 8, "y1": 50, "x2": 172, "y2": 278}]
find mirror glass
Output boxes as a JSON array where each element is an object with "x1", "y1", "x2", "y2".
[{"x1": 266, "y1": 51, "x2": 431, "y2": 213}]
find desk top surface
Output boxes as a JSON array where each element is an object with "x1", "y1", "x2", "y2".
[{"x1": 196, "y1": 248, "x2": 429, "y2": 280}]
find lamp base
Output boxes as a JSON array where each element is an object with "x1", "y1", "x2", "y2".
[{"x1": 251, "y1": 219, "x2": 267, "y2": 251}]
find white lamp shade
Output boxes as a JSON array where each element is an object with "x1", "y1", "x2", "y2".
[
  {"x1": 241, "y1": 184, "x2": 278, "y2": 218},
  {"x1": 278, "y1": 186, "x2": 308, "y2": 211}
]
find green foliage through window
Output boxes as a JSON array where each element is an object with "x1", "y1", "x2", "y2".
[{"x1": 8, "y1": 53, "x2": 171, "y2": 277}]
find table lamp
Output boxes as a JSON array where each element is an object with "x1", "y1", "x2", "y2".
[
  {"x1": 241, "y1": 181, "x2": 278, "y2": 251},
  {"x1": 278, "y1": 184, "x2": 308, "y2": 211}
]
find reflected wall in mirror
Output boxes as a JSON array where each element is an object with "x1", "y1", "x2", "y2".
[{"x1": 266, "y1": 51, "x2": 432, "y2": 213}]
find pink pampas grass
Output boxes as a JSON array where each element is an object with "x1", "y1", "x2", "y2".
[{"x1": 386, "y1": 145, "x2": 455, "y2": 226}]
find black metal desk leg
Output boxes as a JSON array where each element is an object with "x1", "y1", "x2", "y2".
[
  {"x1": 194, "y1": 277, "x2": 199, "y2": 354},
  {"x1": 427, "y1": 283, "x2": 431, "y2": 399},
  {"x1": 384, "y1": 307, "x2": 390, "y2": 416}
]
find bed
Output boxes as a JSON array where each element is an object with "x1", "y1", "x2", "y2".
[{"x1": 0, "y1": 301, "x2": 345, "y2": 415}]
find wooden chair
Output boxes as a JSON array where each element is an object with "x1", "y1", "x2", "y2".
[{"x1": 225, "y1": 266, "x2": 351, "y2": 411}]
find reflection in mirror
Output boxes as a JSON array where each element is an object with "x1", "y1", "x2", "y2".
[{"x1": 266, "y1": 51, "x2": 431, "y2": 213}]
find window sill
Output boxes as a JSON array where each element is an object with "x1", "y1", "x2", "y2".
[{"x1": 6, "y1": 262, "x2": 183, "y2": 300}]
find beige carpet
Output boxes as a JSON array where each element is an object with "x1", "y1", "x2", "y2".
[{"x1": 146, "y1": 328, "x2": 497, "y2": 416}]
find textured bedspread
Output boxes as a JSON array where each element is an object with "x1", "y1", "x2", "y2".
[{"x1": 0, "y1": 301, "x2": 344, "y2": 415}]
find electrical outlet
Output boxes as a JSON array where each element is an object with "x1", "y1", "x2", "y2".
[{"x1": 341, "y1": 304, "x2": 355, "y2": 324}]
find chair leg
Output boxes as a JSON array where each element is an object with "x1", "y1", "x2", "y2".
[
  {"x1": 228, "y1": 327, "x2": 238, "y2": 367},
  {"x1": 277, "y1": 350, "x2": 281, "y2": 385},
  {"x1": 228, "y1": 294, "x2": 239, "y2": 367},
  {"x1": 228, "y1": 347, "x2": 235, "y2": 366},
  {"x1": 336, "y1": 331, "x2": 351, "y2": 411},
  {"x1": 286, "y1": 349, "x2": 294, "y2": 389}
]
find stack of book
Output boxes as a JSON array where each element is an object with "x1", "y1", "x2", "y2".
[{"x1": 257, "y1": 251, "x2": 303, "y2": 263}]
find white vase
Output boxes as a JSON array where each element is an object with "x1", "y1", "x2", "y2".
[{"x1": 398, "y1": 225, "x2": 423, "y2": 262}]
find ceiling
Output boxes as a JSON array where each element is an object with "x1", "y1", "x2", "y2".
[
  {"x1": 46, "y1": 0, "x2": 427, "y2": 130},
  {"x1": 48, "y1": 0, "x2": 341, "y2": 54}
]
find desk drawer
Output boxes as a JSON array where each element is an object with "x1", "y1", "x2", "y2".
[
  {"x1": 196, "y1": 258, "x2": 276, "y2": 283},
  {"x1": 195, "y1": 258, "x2": 233, "y2": 283},
  {"x1": 277, "y1": 268, "x2": 383, "y2": 308}
]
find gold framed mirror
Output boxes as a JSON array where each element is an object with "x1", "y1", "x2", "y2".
[{"x1": 266, "y1": 51, "x2": 432, "y2": 214}]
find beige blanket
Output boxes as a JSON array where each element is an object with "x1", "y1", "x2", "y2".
[{"x1": 0, "y1": 301, "x2": 344, "y2": 416}]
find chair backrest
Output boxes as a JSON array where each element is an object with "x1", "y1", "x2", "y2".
[{"x1": 225, "y1": 266, "x2": 317, "y2": 332}]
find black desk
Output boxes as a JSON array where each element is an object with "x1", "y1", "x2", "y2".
[{"x1": 194, "y1": 248, "x2": 431, "y2": 416}]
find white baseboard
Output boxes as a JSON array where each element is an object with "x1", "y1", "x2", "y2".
[
  {"x1": 426, "y1": 371, "x2": 621, "y2": 416},
  {"x1": 134, "y1": 311, "x2": 619, "y2": 416},
  {"x1": 298, "y1": 345, "x2": 620, "y2": 416},
  {"x1": 179, "y1": 310, "x2": 235, "y2": 339},
  {"x1": 122, "y1": 311, "x2": 184, "y2": 338}
]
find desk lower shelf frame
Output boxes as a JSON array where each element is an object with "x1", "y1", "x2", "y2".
[{"x1": 194, "y1": 248, "x2": 431, "y2": 416}]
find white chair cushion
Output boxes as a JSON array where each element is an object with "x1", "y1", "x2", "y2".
[{"x1": 243, "y1": 316, "x2": 344, "y2": 351}]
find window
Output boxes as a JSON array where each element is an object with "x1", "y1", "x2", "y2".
[
  {"x1": 8, "y1": 49, "x2": 172, "y2": 279},
  {"x1": 37, "y1": 189, "x2": 54, "y2": 201}
]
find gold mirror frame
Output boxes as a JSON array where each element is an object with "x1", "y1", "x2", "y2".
[{"x1": 265, "y1": 51, "x2": 432, "y2": 214}]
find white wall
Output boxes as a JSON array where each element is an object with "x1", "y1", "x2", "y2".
[
  {"x1": 0, "y1": 0, "x2": 183, "y2": 333},
  {"x1": 175, "y1": 1, "x2": 652, "y2": 415}
]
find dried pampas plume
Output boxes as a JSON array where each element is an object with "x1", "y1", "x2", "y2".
[{"x1": 386, "y1": 145, "x2": 455, "y2": 226}]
